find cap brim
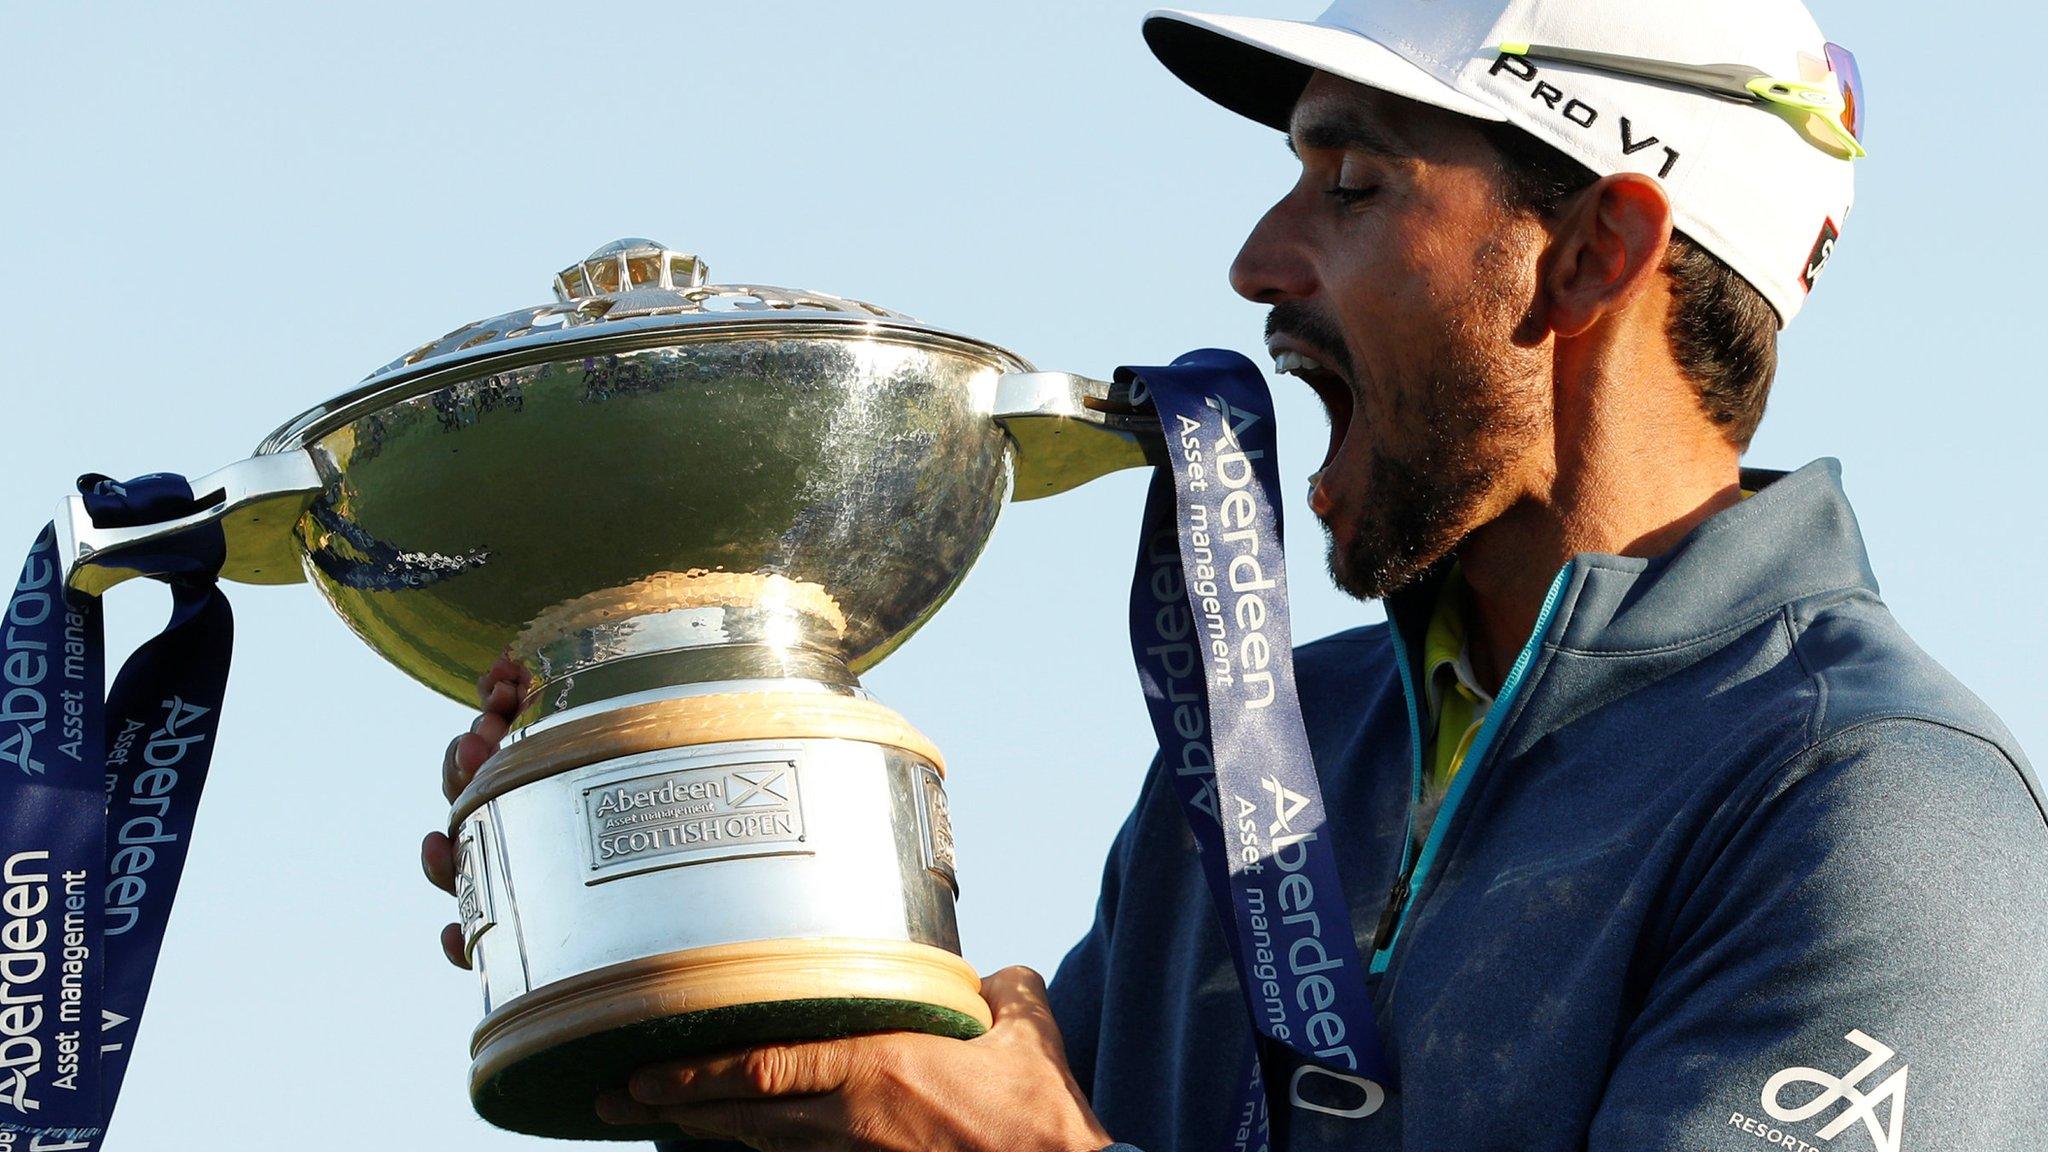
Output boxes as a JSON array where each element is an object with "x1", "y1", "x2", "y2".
[{"x1": 1144, "y1": 9, "x2": 1505, "y2": 131}]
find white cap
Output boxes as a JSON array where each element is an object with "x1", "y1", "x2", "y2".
[{"x1": 1144, "y1": 0, "x2": 1857, "y2": 327}]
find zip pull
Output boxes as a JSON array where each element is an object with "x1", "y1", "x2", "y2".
[{"x1": 1371, "y1": 867, "x2": 1414, "y2": 952}]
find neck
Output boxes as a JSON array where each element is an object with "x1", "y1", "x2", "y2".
[{"x1": 1454, "y1": 415, "x2": 1743, "y2": 692}]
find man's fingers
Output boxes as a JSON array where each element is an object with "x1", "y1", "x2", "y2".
[
  {"x1": 451, "y1": 657, "x2": 525, "y2": 800},
  {"x1": 421, "y1": 831, "x2": 457, "y2": 895},
  {"x1": 593, "y1": 1090, "x2": 738, "y2": 1142},
  {"x1": 441, "y1": 735, "x2": 464, "y2": 802},
  {"x1": 628, "y1": 1040, "x2": 854, "y2": 1106},
  {"x1": 437, "y1": 657, "x2": 524, "y2": 972},
  {"x1": 440, "y1": 922, "x2": 470, "y2": 970},
  {"x1": 474, "y1": 653, "x2": 524, "y2": 708},
  {"x1": 594, "y1": 1089, "x2": 660, "y2": 1126},
  {"x1": 481, "y1": 677, "x2": 519, "y2": 720},
  {"x1": 675, "y1": 1097, "x2": 841, "y2": 1145},
  {"x1": 474, "y1": 662, "x2": 500, "y2": 707},
  {"x1": 442, "y1": 731, "x2": 499, "y2": 801},
  {"x1": 471, "y1": 707, "x2": 512, "y2": 749}
]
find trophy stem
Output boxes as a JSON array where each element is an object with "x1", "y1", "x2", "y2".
[{"x1": 516, "y1": 643, "x2": 863, "y2": 731}]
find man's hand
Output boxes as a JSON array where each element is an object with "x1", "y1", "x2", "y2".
[
  {"x1": 593, "y1": 966, "x2": 1113, "y2": 1152},
  {"x1": 418, "y1": 653, "x2": 528, "y2": 968}
]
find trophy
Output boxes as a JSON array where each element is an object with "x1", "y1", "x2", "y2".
[{"x1": 52, "y1": 239, "x2": 1160, "y2": 1140}]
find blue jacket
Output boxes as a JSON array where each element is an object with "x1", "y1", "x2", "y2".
[{"x1": 1051, "y1": 460, "x2": 2048, "y2": 1152}]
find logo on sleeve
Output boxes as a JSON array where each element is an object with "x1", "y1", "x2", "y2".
[{"x1": 1727, "y1": 1028, "x2": 1907, "y2": 1152}]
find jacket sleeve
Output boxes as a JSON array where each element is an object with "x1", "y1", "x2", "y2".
[{"x1": 1587, "y1": 718, "x2": 2048, "y2": 1152}]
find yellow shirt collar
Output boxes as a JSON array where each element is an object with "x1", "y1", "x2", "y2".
[{"x1": 1421, "y1": 565, "x2": 1490, "y2": 719}]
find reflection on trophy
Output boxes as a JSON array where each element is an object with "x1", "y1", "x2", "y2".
[{"x1": 54, "y1": 239, "x2": 1159, "y2": 1140}]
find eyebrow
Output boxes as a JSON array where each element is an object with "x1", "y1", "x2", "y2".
[{"x1": 1285, "y1": 114, "x2": 1416, "y2": 160}]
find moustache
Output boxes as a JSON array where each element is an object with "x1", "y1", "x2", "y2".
[{"x1": 1264, "y1": 302, "x2": 1357, "y2": 382}]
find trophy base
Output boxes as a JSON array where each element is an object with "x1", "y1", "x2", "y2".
[{"x1": 469, "y1": 936, "x2": 990, "y2": 1141}]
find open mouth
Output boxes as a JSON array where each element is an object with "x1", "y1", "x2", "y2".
[{"x1": 1272, "y1": 347, "x2": 1355, "y2": 487}]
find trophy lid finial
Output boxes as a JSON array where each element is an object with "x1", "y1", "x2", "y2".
[
  {"x1": 555, "y1": 238, "x2": 708, "y2": 303},
  {"x1": 345, "y1": 239, "x2": 919, "y2": 388}
]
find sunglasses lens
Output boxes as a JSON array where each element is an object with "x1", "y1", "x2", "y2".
[{"x1": 1825, "y1": 42, "x2": 1865, "y2": 143}]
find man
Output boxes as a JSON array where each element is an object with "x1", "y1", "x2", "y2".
[{"x1": 424, "y1": 0, "x2": 2048, "y2": 1148}]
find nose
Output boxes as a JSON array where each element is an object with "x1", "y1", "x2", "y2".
[{"x1": 1229, "y1": 194, "x2": 1317, "y2": 304}]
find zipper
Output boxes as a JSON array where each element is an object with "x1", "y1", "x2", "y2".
[
  {"x1": 1368, "y1": 564, "x2": 1572, "y2": 974},
  {"x1": 1370, "y1": 868, "x2": 1412, "y2": 952}
]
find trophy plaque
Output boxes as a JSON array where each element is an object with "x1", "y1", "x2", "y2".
[{"x1": 50, "y1": 239, "x2": 1159, "y2": 1140}]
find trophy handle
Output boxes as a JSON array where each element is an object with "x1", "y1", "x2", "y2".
[
  {"x1": 991, "y1": 372, "x2": 1164, "y2": 501},
  {"x1": 56, "y1": 451, "x2": 326, "y2": 596}
]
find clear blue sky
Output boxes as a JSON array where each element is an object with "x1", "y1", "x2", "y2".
[{"x1": 2, "y1": 2, "x2": 2040, "y2": 1148}]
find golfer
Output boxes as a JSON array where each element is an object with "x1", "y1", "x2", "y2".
[{"x1": 423, "y1": 0, "x2": 2047, "y2": 1148}]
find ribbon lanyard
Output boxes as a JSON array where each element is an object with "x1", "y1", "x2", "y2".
[
  {"x1": 1120, "y1": 351, "x2": 1390, "y2": 1151},
  {"x1": 0, "y1": 474, "x2": 232, "y2": 1150}
]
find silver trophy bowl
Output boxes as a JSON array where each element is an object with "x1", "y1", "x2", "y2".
[{"x1": 55, "y1": 239, "x2": 1159, "y2": 1140}]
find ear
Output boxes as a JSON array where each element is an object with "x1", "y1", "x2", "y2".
[{"x1": 1538, "y1": 173, "x2": 1674, "y2": 339}]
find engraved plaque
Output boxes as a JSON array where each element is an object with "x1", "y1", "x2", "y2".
[
  {"x1": 916, "y1": 765, "x2": 957, "y2": 892},
  {"x1": 455, "y1": 818, "x2": 496, "y2": 959},
  {"x1": 582, "y1": 757, "x2": 809, "y2": 883}
]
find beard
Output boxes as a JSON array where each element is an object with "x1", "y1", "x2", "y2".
[{"x1": 1275, "y1": 243, "x2": 1544, "y2": 601}]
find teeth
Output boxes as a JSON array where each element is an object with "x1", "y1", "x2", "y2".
[{"x1": 1272, "y1": 349, "x2": 1329, "y2": 377}]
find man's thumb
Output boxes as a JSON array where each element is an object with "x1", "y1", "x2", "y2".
[{"x1": 980, "y1": 965, "x2": 1054, "y2": 1030}]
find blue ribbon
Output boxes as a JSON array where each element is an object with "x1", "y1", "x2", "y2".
[
  {"x1": 1120, "y1": 350, "x2": 1389, "y2": 1152},
  {"x1": 0, "y1": 474, "x2": 232, "y2": 1149}
]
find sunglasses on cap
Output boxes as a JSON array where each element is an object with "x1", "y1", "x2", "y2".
[{"x1": 1495, "y1": 41, "x2": 1867, "y2": 159}]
